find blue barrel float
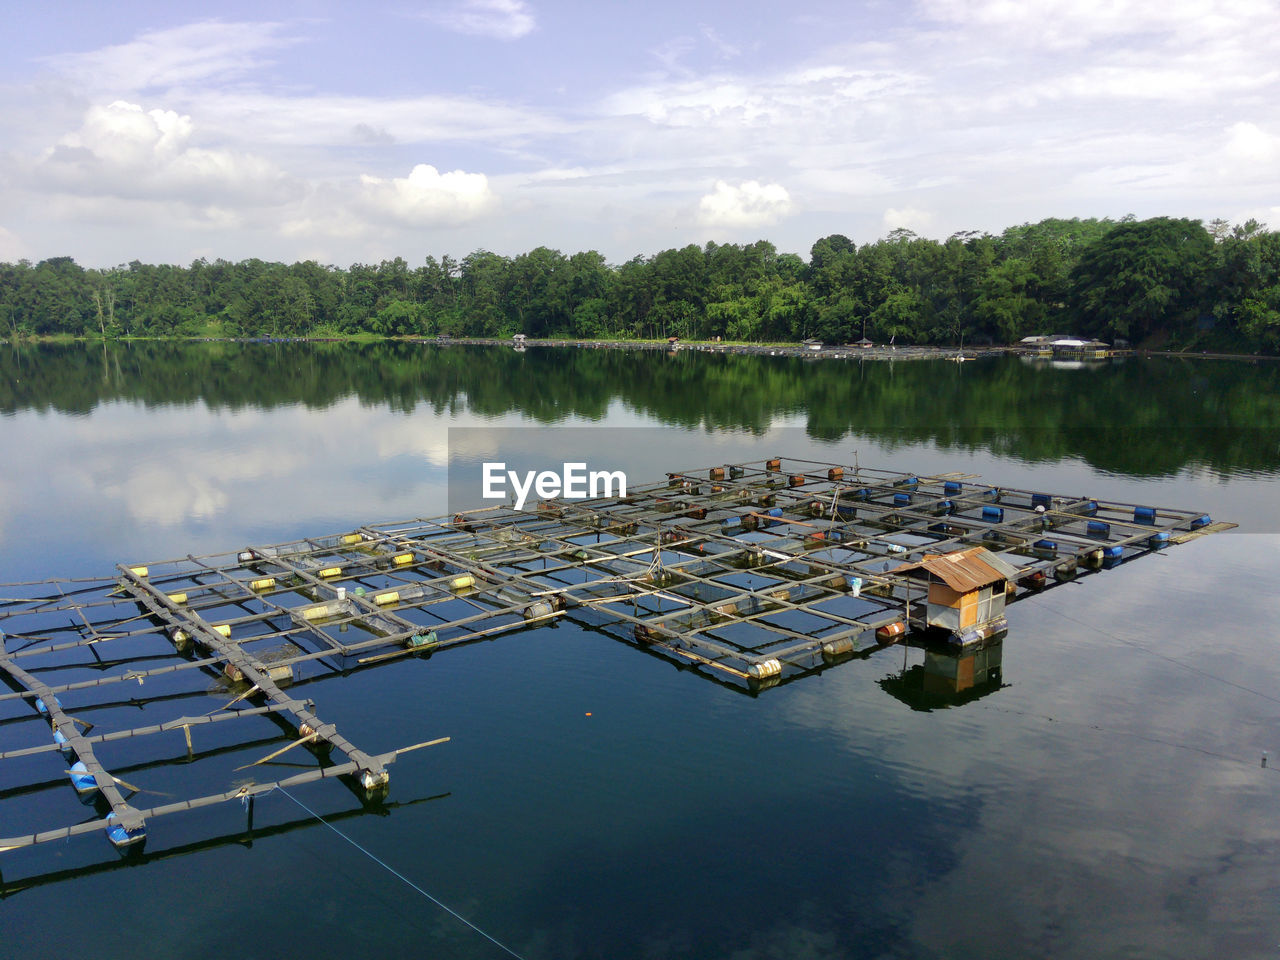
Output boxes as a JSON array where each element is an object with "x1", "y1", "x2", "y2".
[
  {"x1": 68, "y1": 761, "x2": 98, "y2": 796},
  {"x1": 983, "y1": 506, "x2": 1004, "y2": 523},
  {"x1": 944, "y1": 481, "x2": 963, "y2": 495},
  {"x1": 1134, "y1": 506, "x2": 1157, "y2": 525},
  {"x1": 1087, "y1": 520, "x2": 1111, "y2": 538},
  {"x1": 105, "y1": 812, "x2": 147, "y2": 850}
]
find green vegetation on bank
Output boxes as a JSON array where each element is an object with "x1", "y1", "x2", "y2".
[{"x1": 3, "y1": 216, "x2": 1278, "y2": 352}]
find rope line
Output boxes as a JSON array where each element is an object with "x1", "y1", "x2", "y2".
[
  {"x1": 1036, "y1": 600, "x2": 1280, "y2": 707},
  {"x1": 272, "y1": 785, "x2": 527, "y2": 960}
]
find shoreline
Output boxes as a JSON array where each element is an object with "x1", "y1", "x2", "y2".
[
  {"x1": 432, "y1": 337, "x2": 1277, "y2": 364},
  {"x1": 3, "y1": 333, "x2": 1274, "y2": 363}
]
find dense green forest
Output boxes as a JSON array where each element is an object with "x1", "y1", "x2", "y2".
[{"x1": 2, "y1": 216, "x2": 1278, "y2": 352}]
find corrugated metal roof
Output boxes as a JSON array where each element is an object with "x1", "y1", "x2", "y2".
[{"x1": 892, "y1": 546, "x2": 1013, "y2": 593}]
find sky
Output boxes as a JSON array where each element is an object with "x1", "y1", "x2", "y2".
[{"x1": 0, "y1": 0, "x2": 1278, "y2": 268}]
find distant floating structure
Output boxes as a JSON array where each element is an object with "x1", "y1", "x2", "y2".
[
  {"x1": 1016, "y1": 334, "x2": 1113, "y2": 359},
  {"x1": 0, "y1": 458, "x2": 1230, "y2": 859}
]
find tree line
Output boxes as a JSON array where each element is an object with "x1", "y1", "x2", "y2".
[{"x1": 2, "y1": 215, "x2": 1278, "y2": 352}]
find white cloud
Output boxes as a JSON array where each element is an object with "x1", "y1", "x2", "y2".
[
  {"x1": 0, "y1": 226, "x2": 26, "y2": 262},
  {"x1": 184, "y1": 90, "x2": 565, "y2": 150},
  {"x1": 359, "y1": 163, "x2": 498, "y2": 226},
  {"x1": 34, "y1": 100, "x2": 297, "y2": 208},
  {"x1": 603, "y1": 66, "x2": 922, "y2": 130},
  {"x1": 698, "y1": 180, "x2": 792, "y2": 228},
  {"x1": 917, "y1": 0, "x2": 1279, "y2": 49},
  {"x1": 882, "y1": 206, "x2": 935, "y2": 234},
  {"x1": 4, "y1": 6, "x2": 1279, "y2": 265},
  {"x1": 1221, "y1": 121, "x2": 1280, "y2": 164},
  {"x1": 44, "y1": 20, "x2": 297, "y2": 92},
  {"x1": 700, "y1": 26, "x2": 741, "y2": 60},
  {"x1": 422, "y1": 0, "x2": 536, "y2": 40}
]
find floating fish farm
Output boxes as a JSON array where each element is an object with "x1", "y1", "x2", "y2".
[{"x1": 0, "y1": 457, "x2": 1232, "y2": 859}]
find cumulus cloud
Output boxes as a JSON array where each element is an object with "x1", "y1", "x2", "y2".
[
  {"x1": 698, "y1": 180, "x2": 792, "y2": 228},
  {"x1": 422, "y1": 0, "x2": 536, "y2": 40},
  {"x1": 34, "y1": 100, "x2": 297, "y2": 208},
  {"x1": 359, "y1": 163, "x2": 497, "y2": 225}
]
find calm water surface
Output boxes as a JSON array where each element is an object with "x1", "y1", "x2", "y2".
[{"x1": 2, "y1": 342, "x2": 1279, "y2": 959}]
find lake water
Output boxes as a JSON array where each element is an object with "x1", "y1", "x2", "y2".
[{"x1": 2, "y1": 342, "x2": 1279, "y2": 959}]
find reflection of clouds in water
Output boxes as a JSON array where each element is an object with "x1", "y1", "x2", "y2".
[
  {"x1": 0, "y1": 473, "x2": 12, "y2": 541},
  {"x1": 104, "y1": 470, "x2": 229, "y2": 525},
  {"x1": 774, "y1": 533, "x2": 1280, "y2": 956},
  {"x1": 1, "y1": 401, "x2": 452, "y2": 569},
  {"x1": 724, "y1": 921, "x2": 843, "y2": 960}
]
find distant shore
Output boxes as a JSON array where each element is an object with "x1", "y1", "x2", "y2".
[
  {"x1": 428, "y1": 336, "x2": 1276, "y2": 363},
  {"x1": 438, "y1": 336, "x2": 992, "y2": 361},
  {"x1": 3, "y1": 333, "x2": 1273, "y2": 362}
]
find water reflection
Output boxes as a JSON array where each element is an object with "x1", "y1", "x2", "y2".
[
  {"x1": 1, "y1": 342, "x2": 1278, "y2": 959},
  {"x1": 3, "y1": 341, "x2": 1278, "y2": 477},
  {"x1": 0, "y1": 791, "x2": 448, "y2": 898},
  {"x1": 880, "y1": 636, "x2": 1007, "y2": 710}
]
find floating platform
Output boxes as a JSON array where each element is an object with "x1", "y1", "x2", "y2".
[{"x1": 0, "y1": 457, "x2": 1231, "y2": 859}]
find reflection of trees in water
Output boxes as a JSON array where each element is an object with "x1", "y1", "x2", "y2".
[{"x1": 2, "y1": 342, "x2": 1277, "y2": 476}]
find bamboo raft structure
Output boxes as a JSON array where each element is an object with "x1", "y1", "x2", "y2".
[{"x1": 0, "y1": 457, "x2": 1232, "y2": 859}]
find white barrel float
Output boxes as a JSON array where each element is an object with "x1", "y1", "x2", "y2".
[
  {"x1": 523, "y1": 600, "x2": 557, "y2": 620},
  {"x1": 747, "y1": 658, "x2": 782, "y2": 679},
  {"x1": 821, "y1": 636, "x2": 856, "y2": 660}
]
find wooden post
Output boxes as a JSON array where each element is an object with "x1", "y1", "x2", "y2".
[{"x1": 902, "y1": 583, "x2": 911, "y2": 671}]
